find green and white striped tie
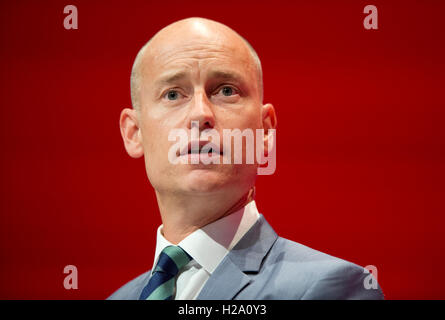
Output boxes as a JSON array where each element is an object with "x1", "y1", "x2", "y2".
[{"x1": 138, "y1": 245, "x2": 192, "y2": 300}]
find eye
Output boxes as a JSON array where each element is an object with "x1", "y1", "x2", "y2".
[
  {"x1": 216, "y1": 85, "x2": 238, "y2": 97},
  {"x1": 221, "y1": 86, "x2": 234, "y2": 96},
  {"x1": 165, "y1": 90, "x2": 180, "y2": 100}
]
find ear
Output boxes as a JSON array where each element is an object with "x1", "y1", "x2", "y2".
[
  {"x1": 119, "y1": 108, "x2": 144, "y2": 158},
  {"x1": 261, "y1": 103, "x2": 277, "y2": 155}
]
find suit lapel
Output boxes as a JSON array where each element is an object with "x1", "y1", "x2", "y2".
[
  {"x1": 197, "y1": 215, "x2": 278, "y2": 299},
  {"x1": 196, "y1": 256, "x2": 252, "y2": 299}
]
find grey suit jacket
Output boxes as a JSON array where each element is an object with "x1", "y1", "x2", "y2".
[{"x1": 108, "y1": 215, "x2": 384, "y2": 300}]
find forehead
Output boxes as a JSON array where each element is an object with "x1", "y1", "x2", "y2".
[{"x1": 140, "y1": 29, "x2": 257, "y2": 83}]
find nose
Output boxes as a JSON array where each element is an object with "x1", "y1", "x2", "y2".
[{"x1": 186, "y1": 90, "x2": 215, "y2": 131}]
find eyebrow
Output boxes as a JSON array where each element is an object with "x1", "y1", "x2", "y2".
[
  {"x1": 154, "y1": 69, "x2": 246, "y2": 92},
  {"x1": 208, "y1": 70, "x2": 244, "y2": 83},
  {"x1": 155, "y1": 71, "x2": 188, "y2": 86}
]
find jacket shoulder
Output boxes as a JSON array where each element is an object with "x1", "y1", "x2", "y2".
[
  {"x1": 258, "y1": 237, "x2": 384, "y2": 300},
  {"x1": 107, "y1": 270, "x2": 151, "y2": 300}
]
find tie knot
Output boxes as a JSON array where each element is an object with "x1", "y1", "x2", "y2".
[{"x1": 154, "y1": 246, "x2": 192, "y2": 276}]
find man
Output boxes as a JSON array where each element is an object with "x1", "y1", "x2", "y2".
[{"x1": 109, "y1": 17, "x2": 383, "y2": 300}]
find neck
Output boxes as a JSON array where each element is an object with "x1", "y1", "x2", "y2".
[{"x1": 156, "y1": 187, "x2": 255, "y2": 244}]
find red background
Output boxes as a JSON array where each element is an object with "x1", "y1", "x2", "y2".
[{"x1": 1, "y1": 0, "x2": 444, "y2": 299}]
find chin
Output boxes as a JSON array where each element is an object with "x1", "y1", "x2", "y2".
[
  {"x1": 182, "y1": 165, "x2": 258, "y2": 195},
  {"x1": 181, "y1": 169, "x2": 234, "y2": 194}
]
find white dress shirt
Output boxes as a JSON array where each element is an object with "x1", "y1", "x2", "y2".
[{"x1": 151, "y1": 200, "x2": 260, "y2": 300}]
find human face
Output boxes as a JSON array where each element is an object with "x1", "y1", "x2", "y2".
[{"x1": 124, "y1": 22, "x2": 269, "y2": 198}]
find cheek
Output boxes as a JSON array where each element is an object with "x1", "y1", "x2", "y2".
[
  {"x1": 140, "y1": 120, "x2": 168, "y2": 161},
  {"x1": 217, "y1": 104, "x2": 262, "y2": 129},
  {"x1": 238, "y1": 111, "x2": 263, "y2": 130}
]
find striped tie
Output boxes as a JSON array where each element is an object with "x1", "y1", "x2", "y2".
[{"x1": 139, "y1": 245, "x2": 192, "y2": 300}]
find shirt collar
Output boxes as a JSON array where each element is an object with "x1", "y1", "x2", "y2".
[{"x1": 152, "y1": 200, "x2": 260, "y2": 275}]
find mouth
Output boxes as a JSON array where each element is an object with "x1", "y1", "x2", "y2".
[{"x1": 178, "y1": 141, "x2": 224, "y2": 157}]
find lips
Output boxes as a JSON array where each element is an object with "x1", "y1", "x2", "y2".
[{"x1": 178, "y1": 140, "x2": 223, "y2": 157}]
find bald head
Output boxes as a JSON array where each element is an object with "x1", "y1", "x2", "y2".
[
  {"x1": 119, "y1": 17, "x2": 277, "y2": 206},
  {"x1": 130, "y1": 17, "x2": 263, "y2": 110}
]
